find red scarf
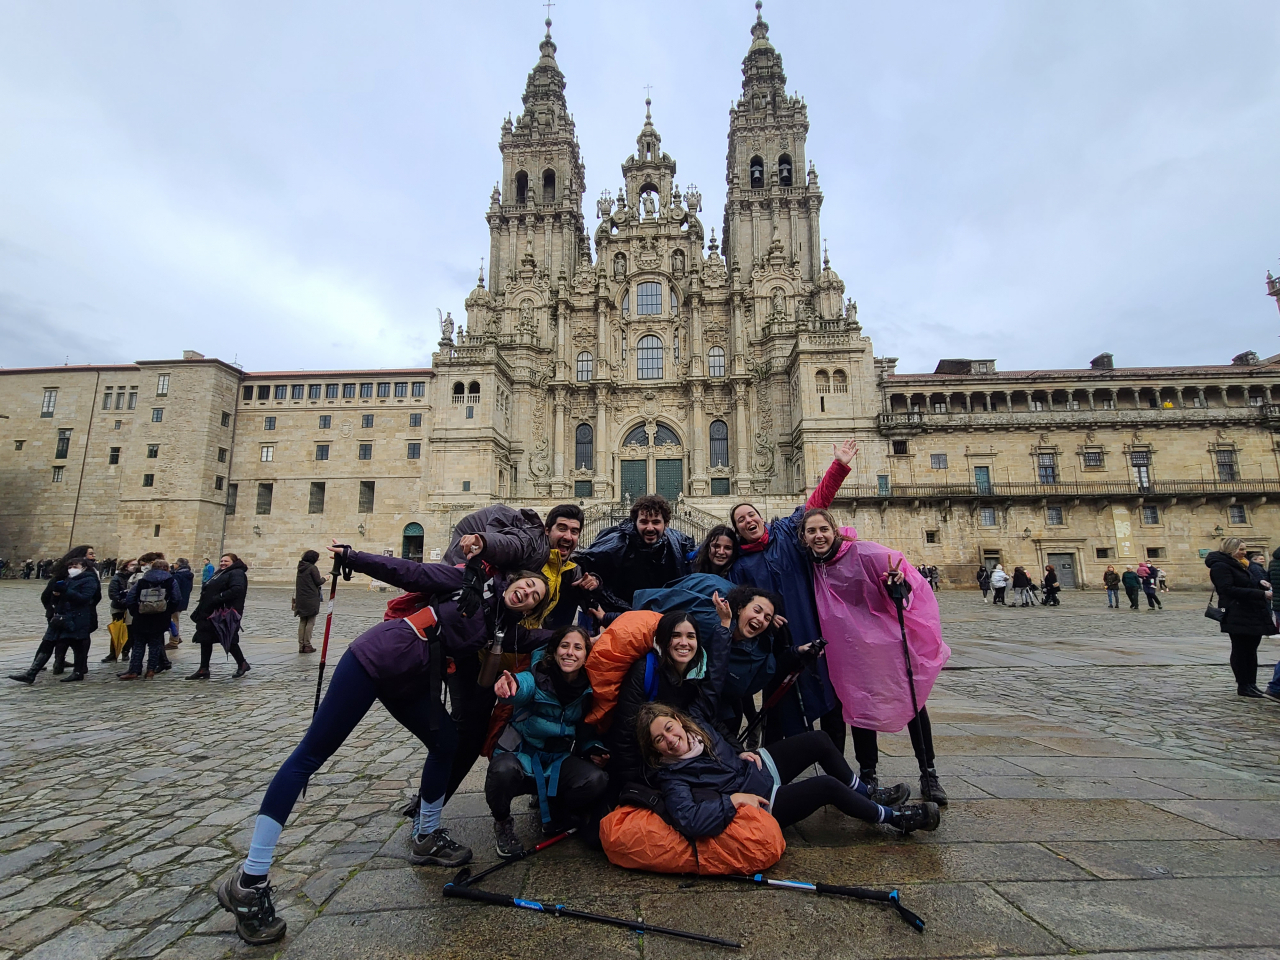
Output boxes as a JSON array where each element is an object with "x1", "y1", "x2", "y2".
[{"x1": 739, "y1": 528, "x2": 770, "y2": 553}]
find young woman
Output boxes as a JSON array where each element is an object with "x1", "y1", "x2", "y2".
[
  {"x1": 487, "y1": 626, "x2": 608, "y2": 857},
  {"x1": 216, "y1": 547, "x2": 553, "y2": 946},
  {"x1": 9, "y1": 546, "x2": 99, "y2": 684},
  {"x1": 1138, "y1": 563, "x2": 1162, "y2": 610},
  {"x1": 1042, "y1": 565, "x2": 1060, "y2": 607},
  {"x1": 49, "y1": 545, "x2": 100, "y2": 676},
  {"x1": 187, "y1": 554, "x2": 250, "y2": 679},
  {"x1": 691, "y1": 525, "x2": 739, "y2": 576},
  {"x1": 1206, "y1": 538, "x2": 1273, "y2": 698},
  {"x1": 1103, "y1": 565, "x2": 1121, "y2": 609},
  {"x1": 729, "y1": 438, "x2": 857, "y2": 742},
  {"x1": 989, "y1": 564, "x2": 1009, "y2": 605},
  {"x1": 120, "y1": 559, "x2": 178, "y2": 680},
  {"x1": 1011, "y1": 566, "x2": 1032, "y2": 606},
  {"x1": 639, "y1": 702, "x2": 940, "y2": 839},
  {"x1": 976, "y1": 566, "x2": 991, "y2": 602},
  {"x1": 103, "y1": 558, "x2": 137, "y2": 663},
  {"x1": 801, "y1": 508, "x2": 950, "y2": 806},
  {"x1": 608, "y1": 607, "x2": 730, "y2": 792}
]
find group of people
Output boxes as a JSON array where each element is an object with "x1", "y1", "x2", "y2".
[
  {"x1": 7, "y1": 549, "x2": 255, "y2": 684},
  {"x1": 214, "y1": 437, "x2": 952, "y2": 946},
  {"x1": 1102, "y1": 564, "x2": 1164, "y2": 610},
  {"x1": 977, "y1": 564, "x2": 1061, "y2": 607}
]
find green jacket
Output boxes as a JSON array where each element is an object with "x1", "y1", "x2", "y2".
[{"x1": 1121, "y1": 570, "x2": 1140, "y2": 590}]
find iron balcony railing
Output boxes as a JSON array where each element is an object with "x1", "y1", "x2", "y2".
[
  {"x1": 580, "y1": 495, "x2": 715, "y2": 549},
  {"x1": 835, "y1": 479, "x2": 1280, "y2": 500}
]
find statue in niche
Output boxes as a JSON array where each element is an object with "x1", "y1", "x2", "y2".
[
  {"x1": 524, "y1": 228, "x2": 535, "y2": 256},
  {"x1": 642, "y1": 191, "x2": 656, "y2": 219},
  {"x1": 772, "y1": 288, "x2": 785, "y2": 315},
  {"x1": 685, "y1": 183, "x2": 702, "y2": 214},
  {"x1": 520, "y1": 300, "x2": 534, "y2": 327},
  {"x1": 596, "y1": 191, "x2": 613, "y2": 221},
  {"x1": 614, "y1": 253, "x2": 627, "y2": 279},
  {"x1": 671, "y1": 250, "x2": 685, "y2": 277}
]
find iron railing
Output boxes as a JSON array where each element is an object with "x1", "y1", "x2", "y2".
[
  {"x1": 580, "y1": 494, "x2": 716, "y2": 549},
  {"x1": 833, "y1": 479, "x2": 1280, "y2": 500}
]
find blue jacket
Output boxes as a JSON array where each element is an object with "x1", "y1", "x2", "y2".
[
  {"x1": 43, "y1": 571, "x2": 101, "y2": 639},
  {"x1": 653, "y1": 722, "x2": 775, "y2": 838},
  {"x1": 728, "y1": 506, "x2": 837, "y2": 723},
  {"x1": 125, "y1": 568, "x2": 179, "y2": 629},
  {"x1": 171, "y1": 567, "x2": 195, "y2": 610},
  {"x1": 496, "y1": 650, "x2": 602, "y2": 821}
]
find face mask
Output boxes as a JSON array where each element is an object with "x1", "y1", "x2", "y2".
[{"x1": 67, "y1": 566, "x2": 84, "y2": 577}]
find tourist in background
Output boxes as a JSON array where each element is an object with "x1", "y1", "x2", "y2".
[
  {"x1": 187, "y1": 554, "x2": 250, "y2": 680},
  {"x1": 293, "y1": 549, "x2": 325, "y2": 654},
  {"x1": 120, "y1": 559, "x2": 178, "y2": 680},
  {"x1": 202, "y1": 558, "x2": 215, "y2": 585},
  {"x1": 976, "y1": 565, "x2": 991, "y2": 602},
  {"x1": 1011, "y1": 566, "x2": 1032, "y2": 606},
  {"x1": 1206, "y1": 538, "x2": 1272, "y2": 698},
  {"x1": 990, "y1": 564, "x2": 1009, "y2": 605},
  {"x1": 9, "y1": 546, "x2": 100, "y2": 684},
  {"x1": 168, "y1": 558, "x2": 195, "y2": 648},
  {"x1": 1139, "y1": 562, "x2": 1163, "y2": 611},
  {"x1": 1103, "y1": 566, "x2": 1121, "y2": 609},
  {"x1": 1266, "y1": 547, "x2": 1280, "y2": 698},
  {"x1": 104, "y1": 559, "x2": 137, "y2": 662},
  {"x1": 1121, "y1": 566, "x2": 1141, "y2": 610},
  {"x1": 1042, "y1": 564, "x2": 1061, "y2": 607}
]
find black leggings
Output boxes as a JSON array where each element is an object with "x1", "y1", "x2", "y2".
[
  {"x1": 446, "y1": 652, "x2": 498, "y2": 799},
  {"x1": 198, "y1": 638, "x2": 246, "y2": 670},
  {"x1": 484, "y1": 751, "x2": 607, "y2": 821},
  {"x1": 851, "y1": 706, "x2": 936, "y2": 775},
  {"x1": 764, "y1": 730, "x2": 883, "y2": 829},
  {"x1": 1229, "y1": 633, "x2": 1261, "y2": 690}
]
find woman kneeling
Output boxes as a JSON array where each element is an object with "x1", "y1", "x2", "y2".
[{"x1": 638, "y1": 703, "x2": 939, "y2": 838}]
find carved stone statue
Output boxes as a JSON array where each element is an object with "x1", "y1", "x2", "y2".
[
  {"x1": 440, "y1": 309, "x2": 454, "y2": 343},
  {"x1": 520, "y1": 300, "x2": 534, "y2": 327},
  {"x1": 642, "y1": 191, "x2": 656, "y2": 219},
  {"x1": 671, "y1": 249, "x2": 685, "y2": 277},
  {"x1": 772, "y1": 288, "x2": 785, "y2": 315},
  {"x1": 614, "y1": 253, "x2": 627, "y2": 279},
  {"x1": 596, "y1": 191, "x2": 613, "y2": 221},
  {"x1": 685, "y1": 184, "x2": 702, "y2": 214}
]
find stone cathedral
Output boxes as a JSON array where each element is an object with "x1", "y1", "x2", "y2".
[{"x1": 4, "y1": 7, "x2": 1280, "y2": 590}]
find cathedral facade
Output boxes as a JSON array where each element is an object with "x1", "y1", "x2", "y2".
[{"x1": 3, "y1": 10, "x2": 1279, "y2": 589}]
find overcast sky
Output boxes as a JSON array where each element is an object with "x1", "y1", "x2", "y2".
[{"x1": 2, "y1": 1, "x2": 1278, "y2": 375}]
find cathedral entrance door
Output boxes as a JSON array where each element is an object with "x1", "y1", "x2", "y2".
[
  {"x1": 656, "y1": 459, "x2": 684, "y2": 502},
  {"x1": 621, "y1": 460, "x2": 647, "y2": 500}
]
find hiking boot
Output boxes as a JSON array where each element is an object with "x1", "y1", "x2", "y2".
[
  {"x1": 299, "y1": 643, "x2": 316, "y2": 654},
  {"x1": 217, "y1": 869, "x2": 286, "y2": 946},
  {"x1": 143, "y1": 670, "x2": 156, "y2": 680},
  {"x1": 233, "y1": 663, "x2": 251, "y2": 679},
  {"x1": 868, "y1": 780, "x2": 911, "y2": 807},
  {"x1": 7, "y1": 671, "x2": 35, "y2": 685},
  {"x1": 186, "y1": 669, "x2": 210, "y2": 680},
  {"x1": 410, "y1": 827, "x2": 472, "y2": 867},
  {"x1": 893, "y1": 802, "x2": 941, "y2": 834},
  {"x1": 165, "y1": 641, "x2": 180, "y2": 650},
  {"x1": 493, "y1": 818, "x2": 524, "y2": 858},
  {"x1": 919, "y1": 770, "x2": 949, "y2": 807},
  {"x1": 60, "y1": 672, "x2": 84, "y2": 683}
]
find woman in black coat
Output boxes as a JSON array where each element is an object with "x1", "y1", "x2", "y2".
[
  {"x1": 1206, "y1": 538, "x2": 1274, "y2": 698},
  {"x1": 9, "y1": 546, "x2": 99, "y2": 684},
  {"x1": 1042, "y1": 565, "x2": 1060, "y2": 607},
  {"x1": 187, "y1": 553, "x2": 250, "y2": 679}
]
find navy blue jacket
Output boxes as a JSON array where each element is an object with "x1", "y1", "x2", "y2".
[
  {"x1": 573, "y1": 521, "x2": 695, "y2": 611},
  {"x1": 653, "y1": 723, "x2": 774, "y2": 838},
  {"x1": 171, "y1": 567, "x2": 195, "y2": 610},
  {"x1": 125, "y1": 568, "x2": 180, "y2": 632},
  {"x1": 43, "y1": 571, "x2": 100, "y2": 639}
]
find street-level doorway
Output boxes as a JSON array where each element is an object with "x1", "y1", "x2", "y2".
[
  {"x1": 402, "y1": 522, "x2": 424, "y2": 562},
  {"x1": 1047, "y1": 552, "x2": 1077, "y2": 588}
]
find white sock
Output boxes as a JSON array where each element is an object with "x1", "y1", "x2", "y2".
[
  {"x1": 417, "y1": 794, "x2": 444, "y2": 836},
  {"x1": 243, "y1": 815, "x2": 284, "y2": 877}
]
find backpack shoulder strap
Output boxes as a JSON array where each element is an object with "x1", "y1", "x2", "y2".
[{"x1": 643, "y1": 651, "x2": 659, "y2": 702}]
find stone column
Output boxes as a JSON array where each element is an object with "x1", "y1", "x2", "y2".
[
  {"x1": 594, "y1": 386, "x2": 609, "y2": 497},
  {"x1": 691, "y1": 383, "x2": 707, "y2": 493},
  {"x1": 734, "y1": 381, "x2": 751, "y2": 491},
  {"x1": 1087, "y1": 389, "x2": 1096, "y2": 410},
  {"x1": 1197, "y1": 387, "x2": 1206, "y2": 408},
  {"x1": 552, "y1": 387, "x2": 566, "y2": 481}
]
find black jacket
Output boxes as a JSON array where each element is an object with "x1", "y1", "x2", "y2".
[
  {"x1": 294, "y1": 560, "x2": 325, "y2": 618},
  {"x1": 573, "y1": 521, "x2": 695, "y2": 610},
  {"x1": 108, "y1": 570, "x2": 133, "y2": 613},
  {"x1": 191, "y1": 561, "x2": 248, "y2": 621},
  {"x1": 1011, "y1": 569, "x2": 1030, "y2": 589},
  {"x1": 442, "y1": 505, "x2": 550, "y2": 572},
  {"x1": 1206, "y1": 551, "x2": 1274, "y2": 635},
  {"x1": 1269, "y1": 547, "x2": 1280, "y2": 612},
  {"x1": 653, "y1": 724, "x2": 775, "y2": 838}
]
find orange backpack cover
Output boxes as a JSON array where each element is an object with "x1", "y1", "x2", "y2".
[
  {"x1": 598, "y1": 803, "x2": 785, "y2": 875},
  {"x1": 583, "y1": 610, "x2": 663, "y2": 731}
]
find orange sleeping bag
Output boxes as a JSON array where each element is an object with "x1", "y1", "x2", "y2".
[
  {"x1": 583, "y1": 610, "x2": 663, "y2": 731},
  {"x1": 599, "y1": 803, "x2": 785, "y2": 875}
]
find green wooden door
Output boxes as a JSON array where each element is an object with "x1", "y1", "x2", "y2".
[
  {"x1": 620, "y1": 460, "x2": 647, "y2": 500},
  {"x1": 656, "y1": 459, "x2": 683, "y2": 502}
]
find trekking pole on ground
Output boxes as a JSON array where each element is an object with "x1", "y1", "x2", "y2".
[
  {"x1": 741, "y1": 637, "x2": 828, "y2": 742},
  {"x1": 451, "y1": 828, "x2": 576, "y2": 889},
  {"x1": 442, "y1": 883, "x2": 742, "y2": 948},
  {"x1": 723, "y1": 873, "x2": 926, "y2": 933}
]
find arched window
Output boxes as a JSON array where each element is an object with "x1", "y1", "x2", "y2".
[
  {"x1": 576, "y1": 352, "x2": 593, "y2": 382},
  {"x1": 654, "y1": 423, "x2": 680, "y2": 446},
  {"x1": 452, "y1": 381, "x2": 465, "y2": 397},
  {"x1": 815, "y1": 370, "x2": 830, "y2": 394},
  {"x1": 778, "y1": 154, "x2": 793, "y2": 187},
  {"x1": 670, "y1": 284, "x2": 679, "y2": 314},
  {"x1": 708, "y1": 346, "x2": 726, "y2": 378},
  {"x1": 542, "y1": 169, "x2": 556, "y2": 203},
  {"x1": 515, "y1": 171, "x2": 529, "y2": 203},
  {"x1": 468, "y1": 381, "x2": 480, "y2": 396},
  {"x1": 750, "y1": 156, "x2": 764, "y2": 188},
  {"x1": 709, "y1": 420, "x2": 729, "y2": 466},
  {"x1": 623, "y1": 424, "x2": 649, "y2": 446},
  {"x1": 637, "y1": 335, "x2": 663, "y2": 379},
  {"x1": 575, "y1": 423, "x2": 593, "y2": 470},
  {"x1": 832, "y1": 369, "x2": 848, "y2": 393},
  {"x1": 637, "y1": 282, "x2": 663, "y2": 315}
]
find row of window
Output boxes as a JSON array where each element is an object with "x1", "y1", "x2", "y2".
[
  {"x1": 748, "y1": 153, "x2": 794, "y2": 189},
  {"x1": 244, "y1": 381, "x2": 426, "y2": 402},
  {"x1": 959, "y1": 503, "x2": 1250, "y2": 529},
  {"x1": 263, "y1": 413, "x2": 424, "y2": 431},
  {"x1": 227, "y1": 480, "x2": 376, "y2": 516},
  {"x1": 573, "y1": 345, "x2": 726, "y2": 383},
  {"x1": 573, "y1": 421, "x2": 729, "y2": 470},
  {"x1": 258, "y1": 442, "x2": 423, "y2": 462},
  {"x1": 907, "y1": 447, "x2": 1240, "y2": 484}
]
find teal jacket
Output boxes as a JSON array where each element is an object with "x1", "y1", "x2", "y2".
[{"x1": 495, "y1": 650, "x2": 603, "y2": 822}]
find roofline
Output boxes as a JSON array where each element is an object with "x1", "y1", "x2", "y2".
[
  {"x1": 135, "y1": 357, "x2": 245, "y2": 375},
  {"x1": 0, "y1": 364, "x2": 140, "y2": 376},
  {"x1": 886, "y1": 363, "x2": 1280, "y2": 382},
  {"x1": 241, "y1": 369, "x2": 435, "y2": 379}
]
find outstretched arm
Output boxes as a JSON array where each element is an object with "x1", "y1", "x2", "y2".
[{"x1": 805, "y1": 438, "x2": 856, "y2": 510}]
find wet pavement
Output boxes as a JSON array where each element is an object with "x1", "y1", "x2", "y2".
[{"x1": 0, "y1": 579, "x2": 1276, "y2": 959}]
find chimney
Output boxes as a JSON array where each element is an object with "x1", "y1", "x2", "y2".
[
  {"x1": 182, "y1": 350, "x2": 205, "y2": 360},
  {"x1": 1089, "y1": 353, "x2": 1114, "y2": 370}
]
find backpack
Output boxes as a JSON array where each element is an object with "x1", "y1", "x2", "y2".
[
  {"x1": 137, "y1": 581, "x2": 169, "y2": 615},
  {"x1": 642, "y1": 651, "x2": 660, "y2": 702}
]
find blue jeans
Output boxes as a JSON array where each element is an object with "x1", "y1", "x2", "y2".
[
  {"x1": 129, "y1": 623, "x2": 167, "y2": 673},
  {"x1": 1106, "y1": 588, "x2": 1119, "y2": 607},
  {"x1": 260, "y1": 649, "x2": 456, "y2": 824},
  {"x1": 1267, "y1": 660, "x2": 1280, "y2": 695}
]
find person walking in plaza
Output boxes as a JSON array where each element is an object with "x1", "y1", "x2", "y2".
[
  {"x1": 976, "y1": 565, "x2": 991, "y2": 602},
  {"x1": 293, "y1": 549, "x2": 325, "y2": 654},
  {"x1": 9, "y1": 547, "x2": 100, "y2": 684},
  {"x1": 202, "y1": 557, "x2": 215, "y2": 584},
  {"x1": 50, "y1": 546, "x2": 99, "y2": 674},
  {"x1": 120, "y1": 559, "x2": 178, "y2": 680},
  {"x1": 989, "y1": 564, "x2": 1008, "y2": 605},
  {"x1": 1121, "y1": 566, "x2": 1141, "y2": 610},
  {"x1": 1139, "y1": 562, "x2": 1162, "y2": 611},
  {"x1": 167, "y1": 558, "x2": 194, "y2": 648},
  {"x1": 1103, "y1": 565, "x2": 1121, "y2": 609},
  {"x1": 1011, "y1": 566, "x2": 1032, "y2": 606},
  {"x1": 187, "y1": 554, "x2": 251, "y2": 680},
  {"x1": 1206, "y1": 538, "x2": 1273, "y2": 698},
  {"x1": 1042, "y1": 564, "x2": 1061, "y2": 607}
]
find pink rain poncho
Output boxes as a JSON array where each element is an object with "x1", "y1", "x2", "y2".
[{"x1": 811, "y1": 528, "x2": 950, "y2": 732}]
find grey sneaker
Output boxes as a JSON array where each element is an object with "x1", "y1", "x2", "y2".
[
  {"x1": 410, "y1": 827, "x2": 472, "y2": 867},
  {"x1": 494, "y1": 818, "x2": 524, "y2": 858},
  {"x1": 216, "y1": 869, "x2": 286, "y2": 945},
  {"x1": 920, "y1": 770, "x2": 949, "y2": 807}
]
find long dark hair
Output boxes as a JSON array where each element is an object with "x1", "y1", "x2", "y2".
[
  {"x1": 49, "y1": 545, "x2": 94, "y2": 580},
  {"x1": 653, "y1": 609, "x2": 701, "y2": 682},
  {"x1": 692, "y1": 525, "x2": 739, "y2": 574}
]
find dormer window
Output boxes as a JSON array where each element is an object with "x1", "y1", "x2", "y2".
[
  {"x1": 750, "y1": 156, "x2": 764, "y2": 188},
  {"x1": 779, "y1": 154, "x2": 792, "y2": 187}
]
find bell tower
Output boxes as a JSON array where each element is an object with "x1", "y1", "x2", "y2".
[
  {"x1": 722, "y1": 2, "x2": 824, "y2": 285},
  {"x1": 486, "y1": 17, "x2": 587, "y2": 295}
]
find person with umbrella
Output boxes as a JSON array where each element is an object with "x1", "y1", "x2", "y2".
[{"x1": 186, "y1": 554, "x2": 250, "y2": 680}]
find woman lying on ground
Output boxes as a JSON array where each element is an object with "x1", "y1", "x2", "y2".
[
  {"x1": 215, "y1": 545, "x2": 552, "y2": 947},
  {"x1": 487, "y1": 625, "x2": 609, "y2": 857},
  {"x1": 638, "y1": 701, "x2": 940, "y2": 840}
]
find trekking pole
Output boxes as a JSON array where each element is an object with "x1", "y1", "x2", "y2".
[
  {"x1": 723, "y1": 873, "x2": 926, "y2": 933},
  {"x1": 313, "y1": 551, "x2": 351, "y2": 717},
  {"x1": 442, "y1": 883, "x2": 742, "y2": 948},
  {"x1": 884, "y1": 558, "x2": 922, "y2": 721},
  {"x1": 451, "y1": 828, "x2": 576, "y2": 889},
  {"x1": 741, "y1": 637, "x2": 828, "y2": 742}
]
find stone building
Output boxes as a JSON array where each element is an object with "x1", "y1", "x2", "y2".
[{"x1": 2, "y1": 9, "x2": 1279, "y2": 588}]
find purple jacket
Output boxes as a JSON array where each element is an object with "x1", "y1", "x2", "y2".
[{"x1": 343, "y1": 551, "x2": 550, "y2": 698}]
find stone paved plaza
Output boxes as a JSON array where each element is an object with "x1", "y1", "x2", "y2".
[{"x1": 0, "y1": 579, "x2": 1277, "y2": 960}]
